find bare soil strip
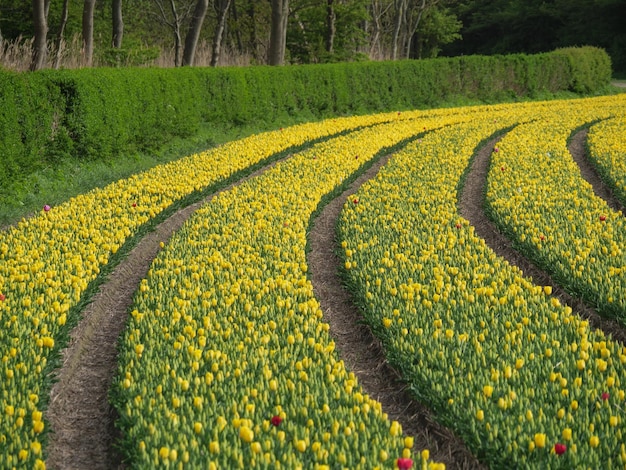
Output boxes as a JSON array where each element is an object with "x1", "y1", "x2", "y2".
[
  {"x1": 46, "y1": 126, "x2": 622, "y2": 469},
  {"x1": 46, "y1": 149, "x2": 486, "y2": 468},
  {"x1": 458, "y1": 132, "x2": 626, "y2": 345},
  {"x1": 46, "y1": 199, "x2": 206, "y2": 469},
  {"x1": 569, "y1": 129, "x2": 625, "y2": 215},
  {"x1": 44, "y1": 156, "x2": 293, "y2": 469},
  {"x1": 308, "y1": 155, "x2": 485, "y2": 469}
]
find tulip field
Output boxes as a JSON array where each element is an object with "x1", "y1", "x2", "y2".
[
  {"x1": 1, "y1": 94, "x2": 625, "y2": 469},
  {"x1": 485, "y1": 104, "x2": 626, "y2": 321}
]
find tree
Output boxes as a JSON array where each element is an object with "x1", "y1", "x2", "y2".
[
  {"x1": 112, "y1": 0, "x2": 124, "y2": 47},
  {"x1": 390, "y1": 0, "x2": 405, "y2": 59},
  {"x1": 287, "y1": 0, "x2": 368, "y2": 63},
  {"x1": 82, "y1": 0, "x2": 96, "y2": 66},
  {"x1": 1, "y1": 1, "x2": 34, "y2": 40},
  {"x1": 410, "y1": 6, "x2": 460, "y2": 58},
  {"x1": 30, "y1": 0, "x2": 48, "y2": 70},
  {"x1": 392, "y1": 0, "x2": 444, "y2": 59},
  {"x1": 268, "y1": 0, "x2": 289, "y2": 65},
  {"x1": 224, "y1": 0, "x2": 270, "y2": 63},
  {"x1": 53, "y1": 0, "x2": 70, "y2": 68},
  {"x1": 367, "y1": 0, "x2": 393, "y2": 59},
  {"x1": 209, "y1": 0, "x2": 232, "y2": 66},
  {"x1": 152, "y1": 0, "x2": 195, "y2": 66},
  {"x1": 444, "y1": 0, "x2": 561, "y2": 55},
  {"x1": 182, "y1": 0, "x2": 209, "y2": 65},
  {"x1": 325, "y1": 0, "x2": 335, "y2": 54}
]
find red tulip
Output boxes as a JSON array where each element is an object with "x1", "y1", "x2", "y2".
[
  {"x1": 353, "y1": 198, "x2": 359, "y2": 204},
  {"x1": 132, "y1": 203, "x2": 137, "y2": 207},
  {"x1": 0, "y1": 293, "x2": 5, "y2": 301},
  {"x1": 600, "y1": 215, "x2": 606, "y2": 221},
  {"x1": 271, "y1": 415, "x2": 283, "y2": 426},
  {"x1": 43, "y1": 205, "x2": 51, "y2": 212},
  {"x1": 602, "y1": 392, "x2": 610, "y2": 401},
  {"x1": 555, "y1": 443, "x2": 567, "y2": 455},
  {"x1": 397, "y1": 458, "x2": 413, "y2": 469},
  {"x1": 494, "y1": 147, "x2": 499, "y2": 153}
]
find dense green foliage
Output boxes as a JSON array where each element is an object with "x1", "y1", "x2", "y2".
[
  {"x1": 43, "y1": 68, "x2": 205, "y2": 160},
  {"x1": 0, "y1": 72, "x2": 62, "y2": 185},
  {"x1": 443, "y1": 0, "x2": 626, "y2": 75},
  {"x1": 0, "y1": 46, "x2": 612, "y2": 194},
  {"x1": 2, "y1": 0, "x2": 624, "y2": 74}
]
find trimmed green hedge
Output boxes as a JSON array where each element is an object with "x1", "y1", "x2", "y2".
[
  {"x1": 553, "y1": 46, "x2": 613, "y2": 94},
  {"x1": 0, "y1": 71, "x2": 62, "y2": 185},
  {"x1": 40, "y1": 67, "x2": 206, "y2": 161},
  {"x1": 0, "y1": 46, "x2": 612, "y2": 189}
]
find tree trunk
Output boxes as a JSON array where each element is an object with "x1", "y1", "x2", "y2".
[
  {"x1": 247, "y1": 0, "x2": 259, "y2": 61},
  {"x1": 405, "y1": 0, "x2": 428, "y2": 59},
  {"x1": 82, "y1": 0, "x2": 96, "y2": 66},
  {"x1": 112, "y1": 0, "x2": 124, "y2": 48},
  {"x1": 166, "y1": 0, "x2": 183, "y2": 66},
  {"x1": 368, "y1": 0, "x2": 391, "y2": 59},
  {"x1": 325, "y1": 0, "x2": 335, "y2": 54},
  {"x1": 210, "y1": 0, "x2": 232, "y2": 66},
  {"x1": 231, "y1": 0, "x2": 243, "y2": 55},
  {"x1": 268, "y1": 0, "x2": 289, "y2": 65},
  {"x1": 182, "y1": 0, "x2": 209, "y2": 66},
  {"x1": 391, "y1": 0, "x2": 406, "y2": 60},
  {"x1": 53, "y1": 0, "x2": 70, "y2": 69},
  {"x1": 30, "y1": 0, "x2": 48, "y2": 71}
]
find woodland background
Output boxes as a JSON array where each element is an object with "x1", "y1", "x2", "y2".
[{"x1": 0, "y1": 0, "x2": 625, "y2": 75}]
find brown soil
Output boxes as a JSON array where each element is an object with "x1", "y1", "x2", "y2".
[
  {"x1": 45, "y1": 198, "x2": 206, "y2": 470},
  {"x1": 44, "y1": 158, "x2": 288, "y2": 469},
  {"x1": 44, "y1": 125, "x2": 625, "y2": 470},
  {"x1": 45, "y1": 149, "x2": 485, "y2": 470},
  {"x1": 308, "y1": 154, "x2": 486, "y2": 469},
  {"x1": 569, "y1": 129, "x2": 625, "y2": 215},
  {"x1": 458, "y1": 131, "x2": 626, "y2": 345}
]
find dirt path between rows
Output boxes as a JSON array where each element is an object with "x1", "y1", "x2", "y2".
[
  {"x1": 45, "y1": 197, "x2": 207, "y2": 469},
  {"x1": 569, "y1": 129, "x2": 625, "y2": 215},
  {"x1": 458, "y1": 130, "x2": 626, "y2": 345},
  {"x1": 44, "y1": 125, "x2": 625, "y2": 470},
  {"x1": 45, "y1": 147, "x2": 484, "y2": 469},
  {"x1": 44, "y1": 157, "x2": 291, "y2": 469},
  {"x1": 308, "y1": 155, "x2": 485, "y2": 469}
]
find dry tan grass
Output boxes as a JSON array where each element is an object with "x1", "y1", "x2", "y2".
[
  {"x1": 0, "y1": 34, "x2": 93, "y2": 71},
  {"x1": 0, "y1": 34, "x2": 386, "y2": 71},
  {"x1": 154, "y1": 40, "x2": 254, "y2": 68},
  {"x1": 0, "y1": 34, "x2": 256, "y2": 70}
]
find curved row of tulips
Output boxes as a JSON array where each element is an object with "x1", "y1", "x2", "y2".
[
  {"x1": 109, "y1": 113, "x2": 493, "y2": 469},
  {"x1": 485, "y1": 94, "x2": 626, "y2": 323},
  {"x1": 0, "y1": 94, "x2": 621, "y2": 468},
  {"x1": 0, "y1": 110, "x2": 437, "y2": 469},
  {"x1": 338, "y1": 96, "x2": 626, "y2": 469},
  {"x1": 587, "y1": 115, "x2": 626, "y2": 206}
]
